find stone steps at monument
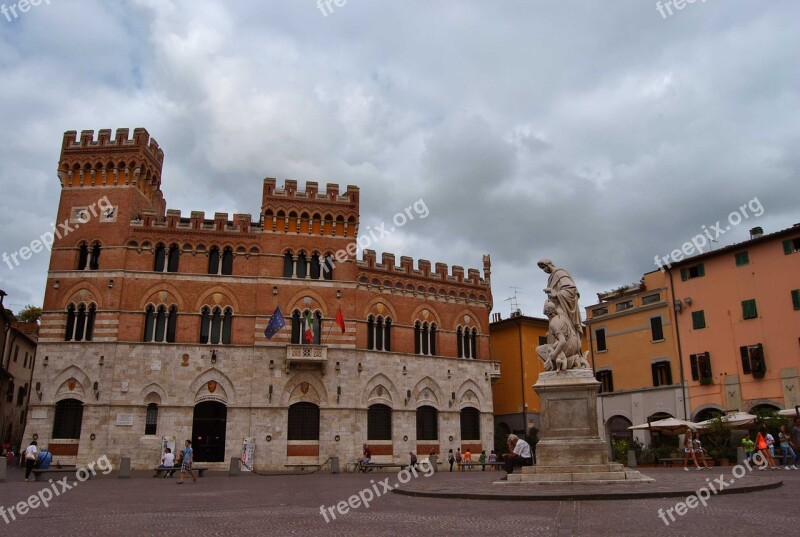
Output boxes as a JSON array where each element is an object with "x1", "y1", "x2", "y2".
[{"x1": 520, "y1": 463, "x2": 624, "y2": 474}]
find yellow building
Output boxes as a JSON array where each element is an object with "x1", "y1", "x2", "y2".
[{"x1": 585, "y1": 271, "x2": 687, "y2": 449}]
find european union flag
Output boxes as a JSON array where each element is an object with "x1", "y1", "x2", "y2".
[{"x1": 264, "y1": 306, "x2": 286, "y2": 340}]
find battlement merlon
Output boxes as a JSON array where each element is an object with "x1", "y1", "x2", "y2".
[
  {"x1": 60, "y1": 128, "x2": 165, "y2": 167},
  {"x1": 132, "y1": 209, "x2": 258, "y2": 233},
  {"x1": 261, "y1": 178, "x2": 360, "y2": 212},
  {"x1": 357, "y1": 251, "x2": 490, "y2": 288}
]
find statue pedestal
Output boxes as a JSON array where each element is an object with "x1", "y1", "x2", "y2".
[{"x1": 503, "y1": 369, "x2": 652, "y2": 484}]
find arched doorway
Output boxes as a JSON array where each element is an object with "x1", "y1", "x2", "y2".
[{"x1": 191, "y1": 401, "x2": 227, "y2": 462}]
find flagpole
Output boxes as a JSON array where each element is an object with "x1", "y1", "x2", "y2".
[{"x1": 323, "y1": 317, "x2": 335, "y2": 345}]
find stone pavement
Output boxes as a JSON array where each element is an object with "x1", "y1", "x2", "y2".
[{"x1": 0, "y1": 466, "x2": 796, "y2": 536}]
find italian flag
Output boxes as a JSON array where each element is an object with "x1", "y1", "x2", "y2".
[{"x1": 304, "y1": 311, "x2": 314, "y2": 343}]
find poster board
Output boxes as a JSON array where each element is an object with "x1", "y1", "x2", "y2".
[{"x1": 241, "y1": 437, "x2": 255, "y2": 471}]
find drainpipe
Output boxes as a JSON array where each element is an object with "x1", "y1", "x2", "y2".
[{"x1": 668, "y1": 269, "x2": 690, "y2": 420}]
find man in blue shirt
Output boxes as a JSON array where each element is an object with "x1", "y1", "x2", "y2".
[
  {"x1": 36, "y1": 447, "x2": 53, "y2": 469},
  {"x1": 177, "y1": 439, "x2": 197, "y2": 484}
]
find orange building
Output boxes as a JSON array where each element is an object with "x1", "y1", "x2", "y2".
[
  {"x1": 668, "y1": 225, "x2": 800, "y2": 421},
  {"x1": 585, "y1": 271, "x2": 686, "y2": 449}
]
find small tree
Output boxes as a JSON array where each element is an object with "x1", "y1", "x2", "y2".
[
  {"x1": 701, "y1": 417, "x2": 732, "y2": 459},
  {"x1": 16, "y1": 305, "x2": 42, "y2": 324}
]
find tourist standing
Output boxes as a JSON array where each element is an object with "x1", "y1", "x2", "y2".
[
  {"x1": 488, "y1": 450, "x2": 497, "y2": 470},
  {"x1": 23, "y1": 440, "x2": 37, "y2": 482},
  {"x1": 479, "y1": 450, "x2": 487, "y2": 471},
  {"x1": 447, "y1": 449, "x2": 455, "y2": 472},
  {"x1": 693, "y1": 434, "x2": 711, "y2": 469},
  {"x1": 755, "y1": 426, "x2": 778, "y2": 470},
  {"x1": 741, "y1": 433, "x2": 755, "y2": 461},
  {"x1": 683, "y1": 431, "x2": 700, "y2": 471},
  {"x1": 778, "y1": 424, "x2": 797, "y2": 470}
]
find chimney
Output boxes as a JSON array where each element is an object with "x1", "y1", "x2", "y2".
[{"x1": 749, "y1": 227, "x2": 763, "y2": 239}]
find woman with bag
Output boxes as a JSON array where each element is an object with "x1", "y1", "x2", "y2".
[
  {"x1": 23, "y1": 440, "x2": 38, "y2": 482},
  {"x1": 755, "y1": 426, "x2": 778, "y2": 470},
  {"x1": 683, "y1": 431, "x2": 701, "y2": 471}
]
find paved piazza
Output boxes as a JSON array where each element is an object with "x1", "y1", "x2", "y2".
[{"x1": 1, "y1": 467, "x2": 797, "y2": 536}]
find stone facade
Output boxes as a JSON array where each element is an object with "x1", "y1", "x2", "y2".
[{"x1": 23, "y1": 128, "x2": 499, "y2": 470}]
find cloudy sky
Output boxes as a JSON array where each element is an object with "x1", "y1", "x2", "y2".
[{"x1": 0, "y1": 0, "x2": 798, "y2": 319}]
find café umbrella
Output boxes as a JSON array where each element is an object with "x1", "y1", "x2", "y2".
[
  {"x1": 628, "y1": 417, "x2": 699, "y2": 435},
  {"x1": 695, "y1": 411, "x2": 756, "y2": 429}
]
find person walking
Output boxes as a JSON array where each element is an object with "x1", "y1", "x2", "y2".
[
  {"x1": 447, "y1": 449, "x2": 455, "y2": 472},
  {"x1": 455, "y1": 448, "x2": 462, "y2": 471},
  {"x1": 177, "y1": 439, "x2": 197, "y2": 484},
  {"x1": 683, "y1": 430, "x2": 701, "y2": 471},
  {"x1": 755, "y1": 426, "x2": 778, "y2": 470},
  {"x1": 23, "y1": 440, "x2": 38, "y2": 482},
  {"x1": 693, "y1": 433, "x2": 711, "y2": 469},
  {"x1": 778, "y1": 424, "x2": 797, "y2": 470}
]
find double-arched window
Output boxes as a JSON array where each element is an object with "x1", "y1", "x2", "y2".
[
  {"x1": 154, "y1": 243, "x2": 180, "y2": 272},
  {"x1": 65, "y1": 302, "x2": 96, "y2": 341},
  {"x1": 414, "y1": 321, "x2": 437, "y2": 356},
  {"x1": 283, "y1": 250, "x2": 335, "y2": 280},
  {"x1": 77, "y1": 241, "x2": 101, "y2": 270},
  {"x1": 290, "y1": 310, "x2": 322, "y2": 344},
  {"x1": 143, "y1": 305, "x2": 178, "y2": 343},
  {"x1": 367, "y1": 316, "x2": 392, "y2": 351},
  {"x1": 208, "y1": 246, "x2": 233, "y2": 275},
  {"x1": 199, "y1": 306, "x2": 233, "y2": 344},
  {"x1": 457, "y1": 327, "x2": 478, "y2": 359}
]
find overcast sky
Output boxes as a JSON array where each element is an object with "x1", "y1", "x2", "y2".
[{"x1": 0, "y1": 0, "x2": 798, "y2": 320}]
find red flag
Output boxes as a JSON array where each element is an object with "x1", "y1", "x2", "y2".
[{"x1": 335, "y1": 307, "x2": 346, "y2": 334}]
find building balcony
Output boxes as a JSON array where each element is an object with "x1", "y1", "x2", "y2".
[
  {"x1": 490, "y1": 361, "x2": 501, "y2": 383},
  {"x1": 285, "y1": 345, "x2": 328, "y2": 375}
]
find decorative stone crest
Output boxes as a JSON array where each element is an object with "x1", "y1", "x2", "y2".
[
  {"x1": 207, "y1": 380, "x2": 218, "y2": 393},
  {"x1": 300, "y1": 382, "x2": 310, "y2": 394},
  {"x1": 67, "y1": 378, "x2": 77, "y2": 391}
]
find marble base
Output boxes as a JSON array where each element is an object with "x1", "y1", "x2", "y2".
[{"x1": 501, "y1": 463, "x2": 654, "y2": 484}]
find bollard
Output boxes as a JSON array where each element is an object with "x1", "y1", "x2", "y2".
[
  {"x1": 330, "y1": 456, "x2": 339, "y2": 474},
  {"x1": 0, "y1": 460, "x2": 6, "y2": 483},
  {"x1": 627, "y1": 450, "x2": 637, "y2": 468},
  {"x1": 118, "y1": 457, "x2": 131, "y2": 479},
  {"x1": 737, "y1": 446, "x2": 745, "y2": 465},
  {"x1": 229, "y1": 457, "x2": 241, "y2": 477},
  {"x1": 429, "y1": 454, "x2": 438, "y2": 472}
]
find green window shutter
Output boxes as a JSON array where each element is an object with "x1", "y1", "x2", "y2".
[
  {"x1": 740, "y1": 346, "x2": 752, "y2": 374},
  {"x1": 680, "y1": 268, "x2": 688, "y2": 281},
  {"x1": 651, "y1": 362, "x2": 659, "y2": 387},
  {"x1": 689, "y1": 354, "x2": 699, "y2": 381},
  {"x1": 792, "y1": 289, "x2": 800, "y2": 310},
  {"x1": 735, "y1": 251, "x2": 749, "y2": 266},
  {"x1": 784, "y1": 239, "x2": 793, "y2": 255},
  {"x1": 742, "y1": 299, "x2": 758, "y2": 319},
  {"x1": 692, "y1": 310, "x2": 705, "y2": 329},
  {"x1": 697, "y1": 263, "x2": 705, "y2": 277}
]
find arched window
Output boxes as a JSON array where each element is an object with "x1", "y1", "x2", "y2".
[
  {"x1": 296, "y1": 252, "x2": 307, "y2": 279},
  {"x1": 375, "y1": 316, "x2": 384, "y2": 351},
  {"x1": 368, "y1": 404, "x2": 392, "y2": 440},
  {"x1": 153, "y1": 243, "x2": 166, "y2": 272},
  {"x1": 470, "y1": 328, "x2": 478, "y2": 359},
  {"x1": 313, "y1": 311, "x2": 322, "y2": 344},
  {"x1": 367, "y1": 316, "x2": 375, "y2": 350},
  {"x1": 144, "y1": 305, "x2": 178, "y2": 343},
  {"x1": 167, "y1": 244, "x2": 180, "y2": 272},
  {"x1": 66, "y1": 303, "x2": 95, "y2": 341},
  {"x1": 199, "y1": 306, "x2": 211, "y2": 344},
  {"x1": 457, "y1": 327, "x2": 463, "y2": 357},
  {"x1": 460, "y1": 407, "x2": 481, "y2": 440},
  {"x1": 52, "y1": 399, "x2": 84, "y2": 439},
  {"x1": 208, "y1": 246, "x2": 220, "y2": 275},
  {"x1": 416, "y1": 405, "x2": 438, "y2": 441},
  {"x1": 462, "y1": 327, "x2": 471, "y2": 358},
  {"x1": 200, "y1": 306, "x2": 232, "y2": 345},
  {"x1": 310, "y1": 253, "x2": 321, "y2": 279},
  {"x1": 323, "y1": 254, "x2": 334, "y2": 280},
  {"x1": 415, "y1": 321, "x2": 436, "y2": 356},
  {"x1": 65, "y1": 304, "x2": 76, "y2": 341},
  {"x1": 287, "y1": 402, "x2": 320, "y2": 440},
  {"x1": 221, "y1": 247, "x2": 233, "y2": 275},
  {"x1": 384, "y1": 319, "x2": 392, "y2": 351},
  {"x1": 145, "y1": 403, "x2": 158, "y2": 435},
  {"x1": 291, "y1": 310, "x2": 301, "y2": 344},
  {"x1": 283, "y1": 251, "x2": 294, "y2": 278},
  {"x1": 77, "y1": 242, "x2": 89, "y2": 270},
  {"x1": 89, "y1": 242, "x2": 101, "y2": 270}
]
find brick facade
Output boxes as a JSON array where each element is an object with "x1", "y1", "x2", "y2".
[{"x1": 23, "y1": 128, "x2": 499, "y2": 470}]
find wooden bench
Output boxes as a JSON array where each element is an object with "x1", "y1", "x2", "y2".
[
  {"x1": 284, "y1": 463, "x2": 321, "y2": 472},
  {"x1": 359, "y1": 463, "x2": 409, "y2": 473},
  {"x1": 33, "y1": 467, "x2": 84, "y2": 482},
  {"x1": 152, "y1": 466, "x2": 208, "y2": 478}
]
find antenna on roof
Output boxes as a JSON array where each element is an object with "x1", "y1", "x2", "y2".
[{"x1": 504, "y1": 287, "x2": 523, "y2": 317}]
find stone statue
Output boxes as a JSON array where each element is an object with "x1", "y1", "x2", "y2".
[
  {"x1": 536, "y1": 260, "x2": 588, "y2": 371},
  {"x1": 537, "y1": 259, "x2": 582, "y2": 338}
]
